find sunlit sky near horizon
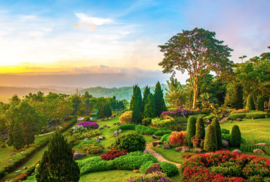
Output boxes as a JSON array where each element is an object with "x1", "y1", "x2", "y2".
[{"x1": 0, "y1": 0, "x2": 269, "y2": 86}]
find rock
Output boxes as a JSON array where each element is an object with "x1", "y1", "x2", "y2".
[
  {"x1": 100, "y1": 127, "x2": 104, "y2": 129},
  {"x1": 20, "y1": 151, "x2": 24, "y2": 154},
  {"x1": 157, "y1": 144, "x2": 161, "y2": 148},
  {"x1": 194, "y1": 148, "x2": 202, "y2": 153},
  {"x1": 144, "y1": 150, "x2": 148, "y2": 153},
  {"x1": 84, "y1": 138, "x2": 90, "y2": 141},
  {"x1": 73, "y1": 153, "x2": 86, "y2": 160},
  {"x1": 255, "y1": 143, "x2": 267, "y2": 146},
  {"x1": 98, "y1": 148, "x2": 103, "y2": 153},
  {"x1": 221, "y1": 140, "x2": 229, "y2": 149},
  {"x1": 133, "y1": 169, "x2": 140, "y2": 173},
  {"x1": 236, "y1": 118, "x2": 242, "y2": 121},
  {"x1": 157, "y1": 136, "x2": 161, "y2": 140},
  {"x1": 230, "y1": 121, "x2": 233, "y2": 123},
  {"x1": 103, "y1": 125, "x2": 107, "y2": 127},
  {"x1": 15, "y1": 170, "x2": 21, "y2": 173},
  {"x1": 113, "y1": 130, "x2": 118, "y2": 137},
  {"x1": 152, "y1": 135, "x2": 157, "y2": 139},
  {"x1": 266, "y1": 115, "x2": 269, "y2": 118},
  {"x1": 10, "y1": 153, "x2": 16, "y2": 156},
  {"x1": 152, "y1": 142, "x2": 159, "y2": 147},
  {"x1": 107, "y1": 146, "x2": 111, "y2": 149},
  {"x1": 253, "y1": 149, "x2": 265, "y2": 154},
  {"x1": 98, "y1": 136, "x2": 104, "y2": 140},
  {"x1": 164, "y1": 143, "x2": 170, "y2": 149},
  {"x1": 23, "y1": 167, "x2": 27, "y2": 170},
  {"x1": 232, "y1": 149, "x2": 242, "y2": 154},
  {"x1": 107, "y1": 126, "x2": 110, "y2": 128},
  {"x1": 205, "y1": 119, "x2": 211, "y2": 124},
  {"x1": 9, "y1": 159, "x2": 12, "y2": 162},
  {"x1": 119, "y1": 129, "x2": 122, "y2": 133},
  {"x1": 175, "y1": 146, "x2": 190, "y2": 152},
  {"x1": 145, "y1": 163, "x2": 161, "y2": 174},
  {"x1": 113, "y1": 123, "x2": 116, "y2": 125},
  {"x1": 94, "y1": 139, "x2": 100, "y2": 142}
]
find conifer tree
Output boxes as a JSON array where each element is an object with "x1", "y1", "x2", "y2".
[
  {"x1": 231, "y1": 84, "x2": 243, "y2": 109},
  {"x1": 186, "y1": 116, "x2": 196, "y2": 147},
  {"x1": 143, "y1": 93, "x2": 156, "y2": 118},
  {"x1": 204, "y1": 124, "x2": 217, "y2": 152},
  {"x1": 154, "y1": 81, "x2": 167, "y2": 117},
  {"x1": 142, "y1": 86, "x2": 151, "y2": 113},
  {"x1": 231, "y1": 125, "x2": 241, "y2": 147},
  {"x1": 131, "y1": 85, "x2": 143, "y2": 124},
  {"x1": 257, "y1": 96, "x2": 264, "y2": 111},
  {"x1": 195, "y1": 117, "x2": 205, "y2": 139},
  {"x1": 97, "y1": 103, "x2": 105, "y2": 119},
  {"x1": 247, "y1": 95, "x2": 255, "y2": 111},
  {"x1": 104, "y1": 103, "x2": 112, "y2": 117},
  {"x1": 212, "y1": 118, "x2": 222, "y2": 149},
  {"x1": 36, "y1": 130, "x2": 80, "y2": 182},
  {"x1": 12, "y1": 120, "x2": 25, "y2": 150}
]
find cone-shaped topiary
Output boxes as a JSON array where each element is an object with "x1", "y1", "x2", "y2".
[
  {"x1": 186, "y1": 116, "x2": 196, "y2": 147},
  {"x1": 36, "y1": 130, "x2": 80, "y2": 182},
  {"x1": 231, "y1": 125, "x2": 241, "y2": 147},
  {"x1": 231, "y1": 84, "x2": 243, "y2": 109},
  {"x1": 195, "y1": 117, "x2": 205, "y2": 139},
  {"x1": 203, "y1": 124, "x2": 217, "y2": 152},
  {"x1": 247, "y1": 95, "x2": 255, "y2": 111},
  {"x1": 212, "y1": 118, "x2": 222, "y2": 149},
  {"x1": 257, "y1": 96, "x2": 264, "y2": 111}
]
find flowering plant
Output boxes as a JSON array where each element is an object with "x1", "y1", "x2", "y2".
[
  {"x1": 72, "y1": 125, "x2": 87, "y2": 134},
  {"x1": 125, "y1": 172, "x2": 172, "y2": 182},
  {"x1": 101, "y1": 150, "x2": 128, "y2": 161},
  {"x1": 160, "y1": 108, "x2": 187, "y2": 118},
  {"x1": 169, "y1": 131, "x2": 186, "y2": 146},
  {"x1": 77, "y1": 121, "x2": 99, "y2": 129},
  {"x1": 181, "y1": 150, "x2": 270, "y2": 181}
]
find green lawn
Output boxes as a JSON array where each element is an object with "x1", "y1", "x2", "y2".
[{"x1": 220, "y1": 118, "x2": 270, "y2": 141}]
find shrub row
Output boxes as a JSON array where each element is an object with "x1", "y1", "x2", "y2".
[
  {"x1": 151, "y1": 118, "x2": 174, "y2": 127},
  {"x1": 135, "y1": 125, "x2": 172, "y2": 136},
  {"x1": 228, "y1": 113, "x2": 246, "y2": 119},
  {"x1": 72, "y1": 129, "x2": 101, "y2": 140},
  {"x1": 1, "y1": 118, "x2": 77, "y2": 175},
  {"x1": 228, "y1": 112, "x2": 267, "y2": 119},
  {"x1": 114, "y1": 124, "x2": 136, "y2": 131},
  {"x1": 160, "y1": 134, "x2": 171, "y2": 143},
  {"x1": 126, "y1": 172, "x2": 172, "y2": 182}
]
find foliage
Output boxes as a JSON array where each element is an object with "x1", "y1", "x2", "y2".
[
  {"x1": 130, "y1": 85, "x2": 143, "y2": 124},
  {"x1": 180, "y1": 151, "x2": 270, "y2": 181},
  {"x1": 97, "y1": 103, "x2": 105, "y2": 119},
  {"x1": 201, "y1": 108, "x2": 212, "y2": 115},
  {"x1": 142, "y1": 86, "x2": 151, "y2": 113},
  {"x1": 113, "y1": 132, "x2": 146, "y2": 152},
  {"x1": 169, "y1": 131, "x2": 186, "y2": 146},
  {"x1": 151, "y1": 118, "x2": 174, "y2": 127},
  {"x1": 160, "y1": 108, "x2": 187, "y2": 118},
  {"x1": 36, "y1": 130, "x2": 80, "y2": 182},
  {"x1": 203, "y1": 113, "x2": 216, "y2": 121},
  {"x1": 125, "y1": 172, "x2": 172, "y2": 182},
  {"x1": 81, "y1": 143, "x2": 103, "y2": 154},
  {"x1": 77, "y1": 121, "x2": 99, "y2": 129},
  {"x1": 228, "y1": 113, "x2": 246, "y2": 119},
  {"x1": 221, "y1": 134, "x2": 245, "y2": 146},
  {"x1": 245, "y1": 111, "x2": 266, "y2": 119},
  {"x1": 0, "y1": 168, "x2": 5, "y2": 178},
  {"x1": 231, "y1": 125, "x2": 241, "y2": 147},
  {"x1": 73, "y1": 140, "x2": 97, "y2": 151},
  {"x1": 195, "y1": 117, "x2": 205, "y2": 140},
  {"x1": 67, "y1": 138, "x2": 80, "y2": 148},
  {"x1": 12, "y1": 119, "x2": 25, "y2": 150},
  {"x1": 135, "y1": 125, "x2": 172, "y2": 136},
  {"x1": 231, "y1": 84, "x2": 244, "y2": 109},
  {"x1": 186, "y1": 116, "x2": 196, "y2": 147},
  {"x1": 101, "y1": 150, "x2": 128, "y2": 161},
  {"x1": 159, "y1": 28, "x2": 233, "y2": 108},
  {"x1": 221, "y1": 128, "x2": 230, "y2": 134},
  {"x1": 73, "y1": 129, "x2": 101, "y2": 140},
  {"x1": 143, "y1": 93, "x2": 156, "y2": 118},
  {"x1": 247, "y1": 95, "x2": 255, "y2": 111},
  {"x1": 230, "y1": 109, "x2": 249, "y2": 114},
  {"x1": 119, "y1": 111, "x2": 133, "y2": 124},
  {"x1": 257, "y1": 96, "x2": 264, "y2": 111},
  {"x1": 153, "y1": 129, "x2": 173, "y2": 136},
  {"x1": 139, "y1": 161, "x2": 154, "y2": 174},
  {"x1": 154, "y1": 81, "x2": 167, "y2": 117},
  {"x1": 72, "y1": 125, "x2": 87, "y2": 134},
  {"x1": 212, "y1": 118, "x2": 222, "y2": 149},
  {"x1": 160, "y1": 134, "x2": 171, "y2": 143},
  {"x1": 142, "y1": 118, "x2": 152, "y2": 126},
  {"x1": 114, "y1": 124, "x2": 136, "y2": 131},
  {"x1": 240, "y1": 138, "x2": 270, "y2": 154},
  {"x1": 159, "y1": 162, "x2": 179, "y2": 177},
  {"x1": 203, "y1": 125, "x2": 217, "y2": 152}
]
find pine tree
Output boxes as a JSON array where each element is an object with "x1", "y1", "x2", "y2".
[
  {"x1": 143, "y1": 93, "x2": 156, "y2": 118},
  {"x1": 131, "y1": 85, "x2": 143, "y2": 124},
  {"x1": 129, "y1": 85, "x2": 138, "y2": 111},
  {"x1": 247, "y1": 95, "x2": 255, "y2": 111},
  {"x1": 231, "y1": 125, "x2": 241, "y2": 147},
  {"x1": 257, "y1": 96, "x2": 264, "y2": 111},
  {"x1": 97, "y1": 103, "x2": 105, "y2": 119},
  {"x1": 204, "y1": 124, "x2": 217, "y2": 152},
  {"x1": 12, "y1": 120, "x2": 25, "y2": 150},
  {"x1": 212, "y1": 118, "x2": 222, "y2": 149},
  {"x1": 104, "y1": 104, "x2": 112, "y2": 117},
  {"x1": 154, "y1": 81, "x2": 167, "y2": 117},
  {"x1": 195, "y1": 117, "x2": 205, "y2": 139},
  {"x1": 36, "y1": 130, "x2": 80, "y2": 182},
  {"x1": 142, "y1": 86, "x2": 151, "y2": 113},
  {"x1": 231, "y1": 84, "x2": 243, "y2": 109},
  {"x1": 186, "y1": 116, "x2": 196, "y2": 147}
]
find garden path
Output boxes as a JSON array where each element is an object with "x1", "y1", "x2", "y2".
[
  {"x1": 219, "y1": 117, "x2": 229, "y2": 124},
  {"x1": 145, "y1": 142, "x2": 181, "y2": 168}
]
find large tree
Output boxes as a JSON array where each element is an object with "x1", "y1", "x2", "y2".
[
  {"x1": 36, "y1": 130, "x2": 80, "y2": 182},
  {"x1": 142, "y1": 86, "x2": 151, "y2": 113},
  {"x1": 143, "y1": 93, "x2": 156, "y2": 118},
  {"x1": 158, "y1": 28, "x2": 234, "y2": 108},
  {"x1": 130, "y1": 85, "x2": 143, "y2": 124}
]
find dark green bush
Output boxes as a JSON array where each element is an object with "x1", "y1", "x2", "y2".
[
  {"x1": 247, "y1": 95, "x2": 255, "y2": 111},
  {"x1": 0, "y1": 168, "x2": 5, "y2": 178},
  {"x1": 135, "y1": 125, "x2": 156, "y2": 135},
  {"x1": 159, "y1": 162, "x2": 179, "y2": 177},
  {"x1": 245, "y1": 112, "x2": 266, "y2": 119},
  {"x1": 153, "y1": 129, "x2": 172, "y2": 136},
  {"x1": 160, "y1": 134, "x2": 171, "y2": 143},
  {"x1": 114, "y1": 124, "x2": 136, "y2": 131},
  {"x1": 228, "y1": 113, "x2": 246, "y2": 119},
  {"x1": 83, "y1": 117, "x2": 90, "y2": 121},
  {"x1": 139, "y1": 161, "x2": 154, "y2": 174},
  {"x1": 203, "y1": 125, "x2": 217, "y2": 152},
  {"x1": 257, "y1": 96, "x2": 264, "y2": 111},
  {"x1": 186, "y1": 116, "x2": 196, "y2": 147},
  {"x1": 221, "y1": 128, "x2": 230, "y2": 134},
  {"x1": 142, "y1": 118, "x2": 152, "y2": 126},
  {"x1": 231, "y1": 84, "x2": 243, "y2": 109},
  {"x1": 195, "y1": 117, "x2": 205, "y2": 139},
  {"x1": 221, "y1": 134, "x2": 245, "y2": 146},
  {"x1": 113, "y1": 132, "x2": 146, "y2": 152},
  {"x1": 212, "y1": 118, "x2": 221, "y2": 149},
  {"x1": 231, "y1": 125, "x2": 241, "y2": 147}
]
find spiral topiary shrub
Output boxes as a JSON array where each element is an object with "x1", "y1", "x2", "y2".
[
  {"x1": 203, "y1": 125, "x2": 217, "y2": 152},
  {"x1": 113, "y1": 132, "x2": 146, "y2": 152},
  {"x1": 186, "y1": 116, "x2": 196, "y2": 147},
  {"x1": 159, "y1": 162, "x2": 179, "y2": 177},
  {"x1": 231, "y1": 125, "x2": 241, "y2": 147}
]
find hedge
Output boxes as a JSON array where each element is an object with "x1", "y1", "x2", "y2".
[
  {"x1": 228, "y1": 113, "x2": 246, "y2": 119},
  {"x1": 245, "y1": 112, "x2": 266, "y2": 119},
  {"x1": 151, "y1": 118, "x2": 174, "y2": 127},
  {"x1": 159, "y1": 162, "x2": 179, "y2": 177},
  {"x1": 1, "y1": 118, "x2": 77, "y2": 176},
  {"x1": 114, "y1": 124, "x2": 136, "y2": 131},
  {"x1": 135, "y1": 125, "x2": 172, "y2": 136}
]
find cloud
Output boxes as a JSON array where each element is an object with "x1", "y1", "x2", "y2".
[
  {"x1": 75, "y1": 13, "x2": 115, "y2": 31},
  {"x1": 28, "y1": 31, "x2": 45, "y2": 37}
]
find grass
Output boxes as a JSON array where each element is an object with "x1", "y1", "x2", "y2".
[{"x1": 220, "y1": 118, "x2": 270, "y2": 142}]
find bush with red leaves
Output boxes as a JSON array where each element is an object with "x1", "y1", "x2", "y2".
[
  {"x1": 181, "y1": 150, "x2": 270, "y2": 182},
  {"x1": 101, "y1": 150, "x2": 128, "y2": 161}
]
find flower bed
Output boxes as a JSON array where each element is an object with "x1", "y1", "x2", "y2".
[
  {"x1": 77, "y1": 121, "x2": 99, "y2": 129},
  {"x1": 73, "y1": 129, "x2": 101, "y2": 140},
  {"x1": 125, "y1": 172, "x2": 172, "y2": 182},
  {"x1": 101, "y1": 150, "x2": 128, "y2": 161},
  {"x1": 181, "y1": 151, "x2": 270, "y2": 181}
]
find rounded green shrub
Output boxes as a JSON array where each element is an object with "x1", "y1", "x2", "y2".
[
  {"x1": 231, "y1": 125, "x2": 241, "y2": 147},
  {"x1": 186, "y1": 116, "x2": 196, "y2": 147},
  {"x1": 257, "y1": 96, "x2": 264, "y2": 111},
  {"x1": 142, "y1": 118, "x2": 152, "y2": 126},
  {"x1": 212, "y1": 118, "x2": 221, "y2": 149},
  {"x1": 195, "y1": 117, "x2": 205, "y2": 139},
  {"x1": 113, "y1": 132, "x2": 146, "y2": 152},
  {"x1": 139, "y1": 161, "x2": 155, "y2": 174},
  {"x1": 159, "y1": 162, "x2": 179, "y2": 177},
  {"x1": 247, "y1": 95, "x2": 255, "y2": 111},
  {"x1": 203, "y1": 124, "x2": 217, "y2": 152}
]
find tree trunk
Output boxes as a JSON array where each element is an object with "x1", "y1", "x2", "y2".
[{"x1": 192, "y1": 86, "x2": 198, "y2": 109}]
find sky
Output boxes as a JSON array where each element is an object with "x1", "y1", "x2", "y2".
[{"x1": 0, "y1": 0, "x2": 269, "y2": 87}]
